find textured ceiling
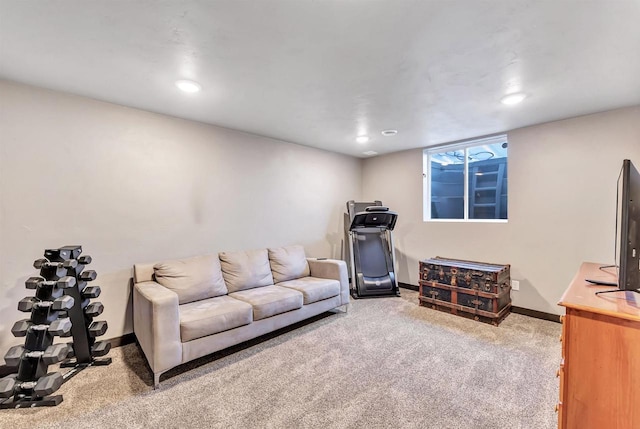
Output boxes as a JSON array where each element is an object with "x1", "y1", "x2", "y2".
[{"x1": 1, "y1": 1, "x2": 639, "y2": 157}]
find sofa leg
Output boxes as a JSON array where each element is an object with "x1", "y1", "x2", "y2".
[
  {"x1": 341, "y1": 303, "x2": 349, "y2": 313},
  {"x1": 153, "y1": 372, "x2": 161, "y2": 389}
]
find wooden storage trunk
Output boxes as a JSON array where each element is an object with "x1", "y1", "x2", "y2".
[{"x1": 419, "y1": 257, "x2": 511, "y2": 326}]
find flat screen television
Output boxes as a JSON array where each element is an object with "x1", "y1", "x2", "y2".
[
  {"x1": 617, "y1": 159, "x2": 640, "y2": 291},
  {"x1": 594, "y1": 159, "x2": 640, "y2": 294}
]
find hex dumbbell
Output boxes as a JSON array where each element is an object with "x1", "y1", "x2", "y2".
[
  {"x1": 64, "y1": 259, "x2": 79, "y2": 269},
  {"x1": 79, "y1": 270, "x2": 97, "y2": 281},
  {"x1": 82, "y1": 285, "x2": 101, "y2": 298},
  {"x1": 51, "y1": 295, "x2": 75, "y2": 311},
  {"x1": 0, "y1": 375, "x2": 17, "y2": 398},
  {"x1": 11, "y1": 319, "x2": 32, "y2": 337},
  {"x1": 17, "y1": 296, "x2": 75, "y2": 313},
  {"x1": 25, "y1": 276, "x2": 56, "y2": 290},
  {"x1": 48, "y1": 318, "x2": 72, "y2": 337},
  {"x1": 85, "y1": 302, "x2": 104, "y2": 317},
  {"x1": 91, "y1": 341, "x2": 111, "y2": 357},
  {"x1": 3, "y1": 343, "x2": 70, "y2": 367},
  {"x1": 34, "y1": 259, "x2": 77, "y2": 270},
  {"x1": 13, "y1": 318, "x2": 72, "y2": 337},
  {"x1": 88, "y1": 320, "x2": 108, "y2": 337},
  {"x1": 41, "y1": 343, "x2": 71, "y2": 365},
  {"x1": 17, "y1": 297, "x2": 38, "y2": 312},
  {"x1": 4, "y1": 345, "x2": 25, "y2": 367},
  {"x1": 33, "y1": 258, "x2": 49, "y2": 269},
  {"x1": 56, "y1": 276, "x2": 77, "y2": 289},
  {"x1": 1, "y1": 373, "x2": 63, "y2": 399},
  {"x1": 45, "y1": 246, "x2": 82, "y2": 262},
  {"x1": 33, "y1": 372, "x2": 64, "y2": 397},
  {"x1": 78, "y1": 255, "x2": 92, "y2": 265}
]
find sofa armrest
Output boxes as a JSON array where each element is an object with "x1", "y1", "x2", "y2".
[
  {"x1": 133, "y1": 280, "x2": 183, "y2": 376},
  {"x1": 307, "y1": 258, "x2": 350, "y2": 306}
]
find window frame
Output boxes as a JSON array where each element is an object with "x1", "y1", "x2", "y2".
[{"x1": 423, "y1": 134, "x2": 508, "y2": 223}]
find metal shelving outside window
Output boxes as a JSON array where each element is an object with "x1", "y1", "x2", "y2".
[{"x1": 423, "y1": 135, "x2": 508, "y2": 222}]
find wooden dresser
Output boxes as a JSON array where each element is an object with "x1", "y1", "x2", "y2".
[{"x1": 557, "y1": 262, "x2": 640, "y2": 429}]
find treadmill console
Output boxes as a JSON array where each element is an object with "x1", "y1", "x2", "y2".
[
  {"x1": 365, "y1": 206, "x2": 389, "y2": 212},
  {"x1": 349, "y1": 210, "x2": 398, "y2": 231}
]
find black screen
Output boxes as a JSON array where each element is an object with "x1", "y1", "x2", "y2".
[{"x1": 618, "y1": 159, "x2": 640, "y2": 290}]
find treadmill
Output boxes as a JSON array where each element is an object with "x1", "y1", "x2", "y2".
[{"x1": 344, "y1": 200, "x2": 400, "y2": 298}]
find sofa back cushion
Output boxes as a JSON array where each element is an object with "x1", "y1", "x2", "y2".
[
  {"x1": 153, "y1": 255, "x2": 228, "y2": 305},
  {"x1": 268, "y1": 245, "x2": 310, "y2": 283},
  {"x1": 219, "y1": 249, "x2": 274, "y2": 293}
]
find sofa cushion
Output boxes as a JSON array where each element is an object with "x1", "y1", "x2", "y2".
[
  {"x1": 154, "y1": 255, "x2": 227, "y2": 305},
  {"x1": 276, "y1": 277, "x2": 341, "y2": 304},
  {"x1": 268, "y1": 245, "x2": 310, "y2": 283},
  {"x1": 179, "y1": 296, "x2": 253, "y2": 342},
  {"x1": 229, "y1": 286, "x2": 303, "y2": 320},
  {"x1": 219, "y1": 249, "x2": 274, "y2": 293}
]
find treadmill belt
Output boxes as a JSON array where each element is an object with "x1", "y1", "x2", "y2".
[{"x1": 357, "y1": 233, "x2": 388, "y2": 278}]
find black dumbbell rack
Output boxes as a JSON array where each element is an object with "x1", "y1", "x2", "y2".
[{"x1": 0, "y1": 245, "x2": 111, "y2": 409}]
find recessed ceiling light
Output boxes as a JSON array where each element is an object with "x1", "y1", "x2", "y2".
[
  {"x1": 363, "y1": 151, "x2": 378, "y2": 156},
  {"x1": 500, "y1": 92, "x2": 526, "y2": 105},
  {"x1": 175, "y1": 80, "x2": 202, "y2": 93},
  {"x1": 356, "y1": 135, "x2": 370, "y2": 144},
  {"x1": 381, "y1": 129, "x2": 398, "y2": 136}
]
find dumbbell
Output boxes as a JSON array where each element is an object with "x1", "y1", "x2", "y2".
[
  {"x1": 33, "y1": 258, "x2": 78, "y2": 270},
  {"x1": 0, "y1": 375, "x2": 18, "y2": 398},
  {"x1": 57, "y1": 276, "x2": 77, "y2": 288},
  {"x1": 11, "y1": 318, "x2": 72, "y2": 337},
  {"x1": 11, "y1": 319, "x2": 32, "y2": 337},
  {"x1": 48, "y1": 318, "x2": 73, "y2": 337},
  {"x1": 88, "y1": 320, "x2": 108, "y2": 337},
  {"x1": 3, "y1": 344, "x2": 70, "y2": 367},
  {"x1": 82, "y1": 285, "x2": 101, "y2": 299},
  {"x1": 35, "y1": 260, "x2": 78, "y2": 281},
  {"x1": 17, "y1": 297, "x2": 37, "y2": 312},
  {"x1": 85, "y1": 302, "x2": 104, "y2": 317},
  {"x1": 0, "y1": 372, "x2": 63, "y2": 398},
  {"x1": 78, "y1": 255, "x2": 92, "y2": 265},
  {"x1": 91, "y1": 341, "x2": 111, "y2": 357},
  {"x1": 42, "y1": 343, "x2": 71, "y2": 364},
  {"x1": 17, "y1": 295, "x2": 75, "y2": 312},
  {"x1": 52, "y1": 295, "x2": 75, "y2": 311},
  {"x1": 79, "y1": 270, "x2": 97, "y2": 281},
  {"x1": 25, "y1": 276, "x2": 55, "y2": 290},
  {"x1": 45, "y1": 245, "x2": 82, "y2": 262},
  {"x1": 4, "y1": 345, "x2": 25, "y2": 367},
  {"x1": 34, "y1": 372, "x2": 64, "y2": 396}
]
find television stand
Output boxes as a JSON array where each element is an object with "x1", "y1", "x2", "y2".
[
  {"x1": 598, "y1": 264, "x2": 617, "y2": 269},
  {"x1": 557, "y1": 262, "x2": 640, "y2": 428},
  {"x1": 595, "y1": 288, "x2": 640, "y2": 296},
  {"x1": 585, "y1": 278, "x2": 617, "y2": 287}
]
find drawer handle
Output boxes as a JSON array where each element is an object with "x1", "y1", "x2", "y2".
[
  {"x1": 559, "y1": 335, "x2": 562, "y2": 342},
  {"x1": 560, "y1": 315, "x2": 565, "y2": 324},
  {"x1": 554, "y1": 403, "x2": 561, "y2": 413},
  {"x1": 556, "y1": 369, "x2": 560, "y2": 378}
]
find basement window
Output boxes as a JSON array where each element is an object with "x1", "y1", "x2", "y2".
[{"x1": 423, "y1": 135, "x2": 508, "y2": 222}]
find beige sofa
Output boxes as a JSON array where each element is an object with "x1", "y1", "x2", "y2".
[{"x1": 133, "y1": 245, "x2": 349, "y2": 387}]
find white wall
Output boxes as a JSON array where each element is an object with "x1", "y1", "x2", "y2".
[
  {"x1": 0, "y1": 80, "x2": 362, "y2": 352},
  {"x1": 363, "y1": 107, "x2": 640, "y2": 315}
]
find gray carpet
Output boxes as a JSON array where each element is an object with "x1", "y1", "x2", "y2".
[{"x1": 2, "y1": 290, "x2": 561, "y2": 429}]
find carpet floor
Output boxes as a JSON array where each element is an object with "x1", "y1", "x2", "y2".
[{"x1": 1, "y1": 290, "x2": 561, "y2": 429}]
